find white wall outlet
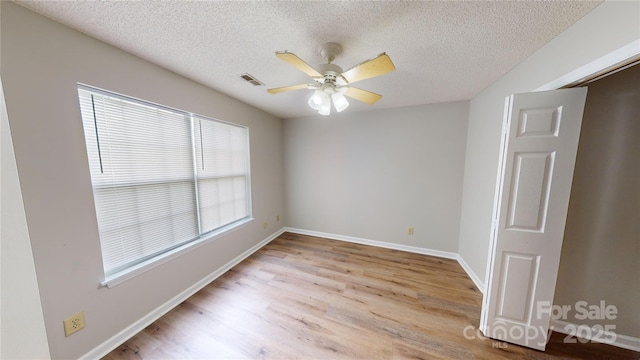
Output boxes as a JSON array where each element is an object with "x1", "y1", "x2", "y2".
[
  {"x1": 263, "y1": 221, "x2": 268, "y2": 229},
  {"x1": 408, "y1": 227, "x2": 414, "y2": 235}
]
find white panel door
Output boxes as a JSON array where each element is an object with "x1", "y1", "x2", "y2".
[{"x1": 480, "y1": 88, "x2": 588, "y2": 350}]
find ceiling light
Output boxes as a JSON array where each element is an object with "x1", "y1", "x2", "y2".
[
  {"x1": 318, "y1": 92, "x2": 331, "y2": 116},
  {"x1": 308, "y1": 84, "x2": 349, "y2": 116},
  {"x1": 308, "y1": 90, "x2": 324, "y2": 110},
  {"x1": 331, "y1": 92, "x2": 349, "y2": 112}
]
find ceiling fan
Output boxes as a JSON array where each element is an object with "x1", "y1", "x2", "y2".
[{"x1": 267, "y1": 42, "x2": 395, "y2": 115}]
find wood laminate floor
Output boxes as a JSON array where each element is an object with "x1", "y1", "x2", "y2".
[{"x1": 104, "y1": 233, "x2": 638, "y2": 359}]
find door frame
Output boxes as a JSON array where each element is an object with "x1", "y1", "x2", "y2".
[{"x1": 534, "y1": 40, "x2": 639, "y2": 92}]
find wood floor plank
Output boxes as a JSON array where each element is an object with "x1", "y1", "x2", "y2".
[{"x1": 103, "y1": 233, "x2": 639, "y2": 359}]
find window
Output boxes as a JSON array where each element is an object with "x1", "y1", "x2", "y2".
[{"x1": 78, "y1": 85, "x2": 251, "y2": 284}]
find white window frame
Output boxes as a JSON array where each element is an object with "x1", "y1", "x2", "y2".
[{"x1": 77, "y1": 84, "x2": 253, "y2": 288}]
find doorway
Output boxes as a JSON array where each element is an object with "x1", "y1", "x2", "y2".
[{"x1": 553, "y1": 63, "x2": 640, "y2": 350}]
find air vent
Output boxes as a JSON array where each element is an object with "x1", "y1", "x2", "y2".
[{"x1": 239, "y1": 73, "x2": 264, "y2": 86}]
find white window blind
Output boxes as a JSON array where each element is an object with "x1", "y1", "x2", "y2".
[
  {"x1": 78, "y1": 86, "x2": 251, "y2": 277},
  {"x1": 194, "y1": 117, "x2": 250, "y2": 233}
]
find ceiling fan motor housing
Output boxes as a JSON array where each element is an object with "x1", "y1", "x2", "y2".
[{"x1": 315, "y1": 67, "x2": 343, "y2": 94}]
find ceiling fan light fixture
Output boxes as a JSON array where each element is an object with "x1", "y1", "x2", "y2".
[
  {"x1": 308, "y1": 90, "x2": 324, "y2": 110},
  {"x1": 268, "y1": 43, "x2": 395, "y2": 115},
  {"x1": 318, "y1": 93, "x2": 332, "y2": 116},
  {"x1": 331, "y1": 92, "x2": 349, "y2": 112}
]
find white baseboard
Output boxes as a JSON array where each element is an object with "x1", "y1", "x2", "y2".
[
  {"x1": 454, "y1": 254, "x2": 485, "y2": 294},
  {"x1": 284, "y1": 227, "x2": 458, "y2": 259},
  {"x1": 80, "y1": 227, "x2": 285, "y2": 360},
  {"x1": 284, "y1": 227, "x2": 485, "y2": 293},
  {"x1": 551, "y1": 319, "x2": 640, "y2": 352}
]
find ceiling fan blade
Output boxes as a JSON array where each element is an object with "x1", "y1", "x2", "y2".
[
  {"x1": 344, "y1": 87, "x2": 383, "y2": 104},
  {"x1": 341, "y1": 53, "x2": 395, "y2": 84},
  {"x1": 276, "y1": 51, "x2": 323, "y2": 79},
  {"x1": 267, "y1": 84, "x2": 310, "y2": 94}
]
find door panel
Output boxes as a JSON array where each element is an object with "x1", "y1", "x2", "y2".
[
  {"x1": 480, "y1": 88, "x2": 587, "y2": 350},
  {"x1": 517, "y1": 107, "x2": 561, "y2": 137},
  {"x1": 496, "y1": 252, "x2": 539, "y2": 323},
  {"x1": 507, "y1": 152, "x2": 554, "y2": 231}
]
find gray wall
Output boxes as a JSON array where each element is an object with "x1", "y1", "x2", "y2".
[
  {"x1": 555, "y1": 64, "x2": 640, "y2": 337},
  {"x1": 1, "y1": 79, "x2": 51, "y2": 358},
  {"x1": 1, "y1": 3, "x2": 284, "y2": 359},
  {"x1": 284, "y1": 102, "x2": 469, "y2": 253}
]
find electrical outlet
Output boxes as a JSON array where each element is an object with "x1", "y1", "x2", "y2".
[
  {"x1": 408, "y1": 227, "x2": 414, "y2": 235},
  {"x1": 276, "y1": 215, "x2": 280, "y2": 222},
  {"x1": 63, "y1": 311, "x2": 85, "y2": 337},
  {"x1": 263, "y1": 221, "x2": 268, "y2": 229}
]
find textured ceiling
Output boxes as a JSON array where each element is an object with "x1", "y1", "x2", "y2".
[{"x1": 16, "y1": 1, "x2": 601, "y2": 119}]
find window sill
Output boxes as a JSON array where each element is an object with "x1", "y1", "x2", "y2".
[{"x1": 101, "y1": 217, "x2": 254, "y2": 288}]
